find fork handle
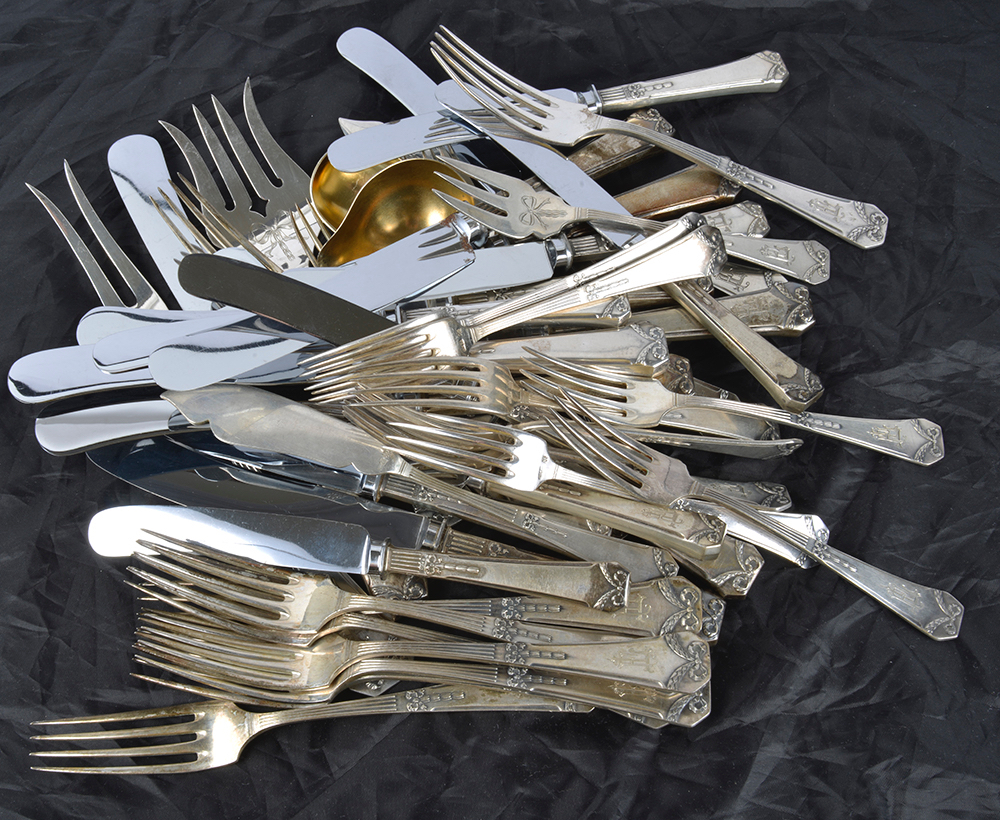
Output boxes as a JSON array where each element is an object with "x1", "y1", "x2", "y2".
[
  {"x1": 664, "y1": 280, "x2": 825, "y2": 412},
  {"x1": 678, "y1": 399, "x2": 945, "y2": 465},
  {"x1": 611, "y1": 121, "x2": 888, "y2": 248},
  {"x1": 593, "y1": 51, "x2": 789, "y2": 114},
  {"x1": 381, "y1": 545, "x2": 629, "y2": 612}
]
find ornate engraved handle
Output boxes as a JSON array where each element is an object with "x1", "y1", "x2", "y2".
[
  {"x1": 380, "y1": 473, "x2": 677, "y2": 583},
  {"x1": 420, "y1": 576, "x2": 705, "y2": 638},
  {"x1": 665, "y1": 279, "x2": 825, "y2": 412},
  {"x1": 594, "y1": 51, "x2": 789, "y2": 113},
  {"x1": 381, "y1": 546, "x2": 630, "y2": 612},
  {"x1": 615, "y1": 121, "x2": 888, "y2": 248},
  {"x1": 501, "y1": 483, "x2": 726, "y2": 561},
  {"x1": 263, "y1": 684, "x2": 592, "y2": 729},
  {"x1": 678, "y1": 399, "x2": 945, "y2": 465},
  {"x1": 689, "y1": 494, "x2": 963, "y2": 639},
  {"x1": 380, "y1": 631, "x2": 710, "y2": 693},
  {"x1": 807, "y1": 536, "x2": 963, "y2": 639}
]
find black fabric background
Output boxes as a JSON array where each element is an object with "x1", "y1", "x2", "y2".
[{"x1": 2, "y1": 1, "x2": 998, "y2": 817}]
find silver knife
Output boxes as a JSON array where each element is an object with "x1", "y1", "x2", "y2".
[
  {"x1": 137, "y1": 229, "x2": 594, "y2": 391},
  {"x1": 338, "y1": 37, "x2": 824, "y2": 411},
  {"x1": 162, "y1": 383, "x2": 723, "y2": 562},
  {"x1": 88, "y1": 504, "x2": 630, "y2": 610}
]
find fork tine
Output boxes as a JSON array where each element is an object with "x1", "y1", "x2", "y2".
[
  {"x1": 241, "y1": 79, "x2": 311, "y2": 198},
  {"x1": 431, "y1": 45, "x2": 543, "y2": 134},
  {"x1": 26, "y1": 183, "x2": 126, "y2": 309},
  {"x1": 127, "y1": 568, "x2": 283, "y2": 625},
  {"x1": 432, "y1": 188, "x2": 509, "y2": 226},
  {"x1": 32, "y1": 701, "x2": 210, "y2": 728},
  {"x1": 385, "y1": 445, "x2": 497, "y2": 484},
  {"x1": 434, "y1": 27, "x2": 551, "y2": 111},
  {"x1": 27, "y1": 168, "x2": 167, "y2": 311},
  {"x1": 192, "y1": 105, "x2": 256, "y2": 221},
  {"x1": 62, "y1": 162, "x2": 169, "y2": 310},
  {"x1": 433, "y1": 173, "x2": 512, "y2": 212},
  {"x1": 32, "y1": 721, "x2": 202, "y2": 743},
  {"x1": 211, "y1": 94, "x2": 281, "y2": 205},
  {"x1": 31, "y1": 760, "x2": 206, "y2": 775},
  {"x1": 134, "y1": 541, "x2": 288, "y2": 601},
  {"x1": 435, "y1": 155, "x2": 525, "y2": 195},
  {"x1": 160, "y1": 119, "x2": 234, "y2": 228}
]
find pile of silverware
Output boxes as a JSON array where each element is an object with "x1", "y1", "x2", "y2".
[{"x1": 17, "y1": 26, "x2": 963, "y2": 775}]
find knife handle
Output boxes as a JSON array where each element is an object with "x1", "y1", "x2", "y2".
[
  {"x1": 616, "y1": 166, "x2": 738, "y2": 222},
  {"x1": 499, "y1": 484, "x2": 725, "y2": 563},
  {"x1": 380, "y1": 546, "x2": 629, "y2": 612},
  {"x1": 379, "y1": 473, "x2": 677, "y2": 583},
  {"x1": 593, "y1": 50, "x2": 789, "y2": 114}
]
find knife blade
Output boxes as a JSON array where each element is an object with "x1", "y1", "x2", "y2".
[
  {"x1": 90, "y1": 219, "x2": 472, "y2": 374},
  {"x1": 332, "y1": 28, "x2": 787, "y2": 162},
  {"x1": 88, "y1": 504, "x2": 631, "y2": 610},
  {"x1": 108, "y1": 135, "x2": 211, "y2": 311},
  {"x1": 88, "y1": 434, "x2": 437, "y2": 548}
]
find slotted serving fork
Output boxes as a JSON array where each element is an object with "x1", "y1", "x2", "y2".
[
  {"x1": 161, "y1": 79, "x2": 323, "y2": 270},
  {"x1": 26, "y1": 163, "x2": 168, "y2": 310},
  {"x1": 430, "y1": 26, "x2": 887, "y2": 249},
  {"x1": 522, "y1": 350, "x2": 945, "y2": 465}
]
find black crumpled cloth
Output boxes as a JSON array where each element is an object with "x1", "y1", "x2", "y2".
[{"x1": 1, "y1": 1, "x2": 998, "y2": 818}]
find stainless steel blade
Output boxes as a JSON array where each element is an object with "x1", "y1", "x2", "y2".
[
  {"x1": 107, "y1": 135, "x2": 211, "y2": 310},
  {"x1": 89, "y1": 505, "x2": 376, "y2": 574},
  {"x1": 334, "y1": 36, "x2": 640, "y2": 248},
  {"x1": 163, "y1": 383, "x2": 409, "y2": 477},
  {"x1": 88, "y1": 435, "x2": 433, "y2": 548}
]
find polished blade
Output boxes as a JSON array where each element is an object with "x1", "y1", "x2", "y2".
[
  {"x1": 88, "y1": 505, "x2": 375, "y2": 575},
  {"x1": 163, "y1": 384, "x2": 408, "y2": 477}
]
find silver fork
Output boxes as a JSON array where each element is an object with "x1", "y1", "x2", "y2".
[
  {"x1": 354, "y1": 406, "x2": 727, "y2": 561},
  {"x1": 128, "y1": 532, "x2": 628, "y2": 642},
  {"x1": 133, "y1": 604, "x2": 711, "y2": 696},
  {"x1": 431, "y1": 26, "x2": 887, "y2": 249},
  {"x1": 307, "y1": 356, "x2": 521, "y2": 415},
  {"x1": 302, "y1": 217, "x2": 721, "y2": 379},
  {"x1": 161, "y1": 79, "x2": 322, "y2": 270},
  {"x1": 26, "y1": 162, "x2": 168, "y2": 310},
  {"x1": 540, "y1": 396, "x2": 963, "y2": 640},
  {"x1": 434, "y1": 156, "x2": 831, "y2": 285},
  {"x1": 521, "y1": 350, "x2": 945, "y2": 465},
  {"x1": 29, "y1": 685, "x2": 591, "y2": 774}
]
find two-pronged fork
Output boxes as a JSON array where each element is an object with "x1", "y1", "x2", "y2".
[
  {"x1": 430, "y1": 26, "x2": 887, "y2": 249},
  {"x1": 26, "y1": 163, "x2": 168, "y2": 310}
]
